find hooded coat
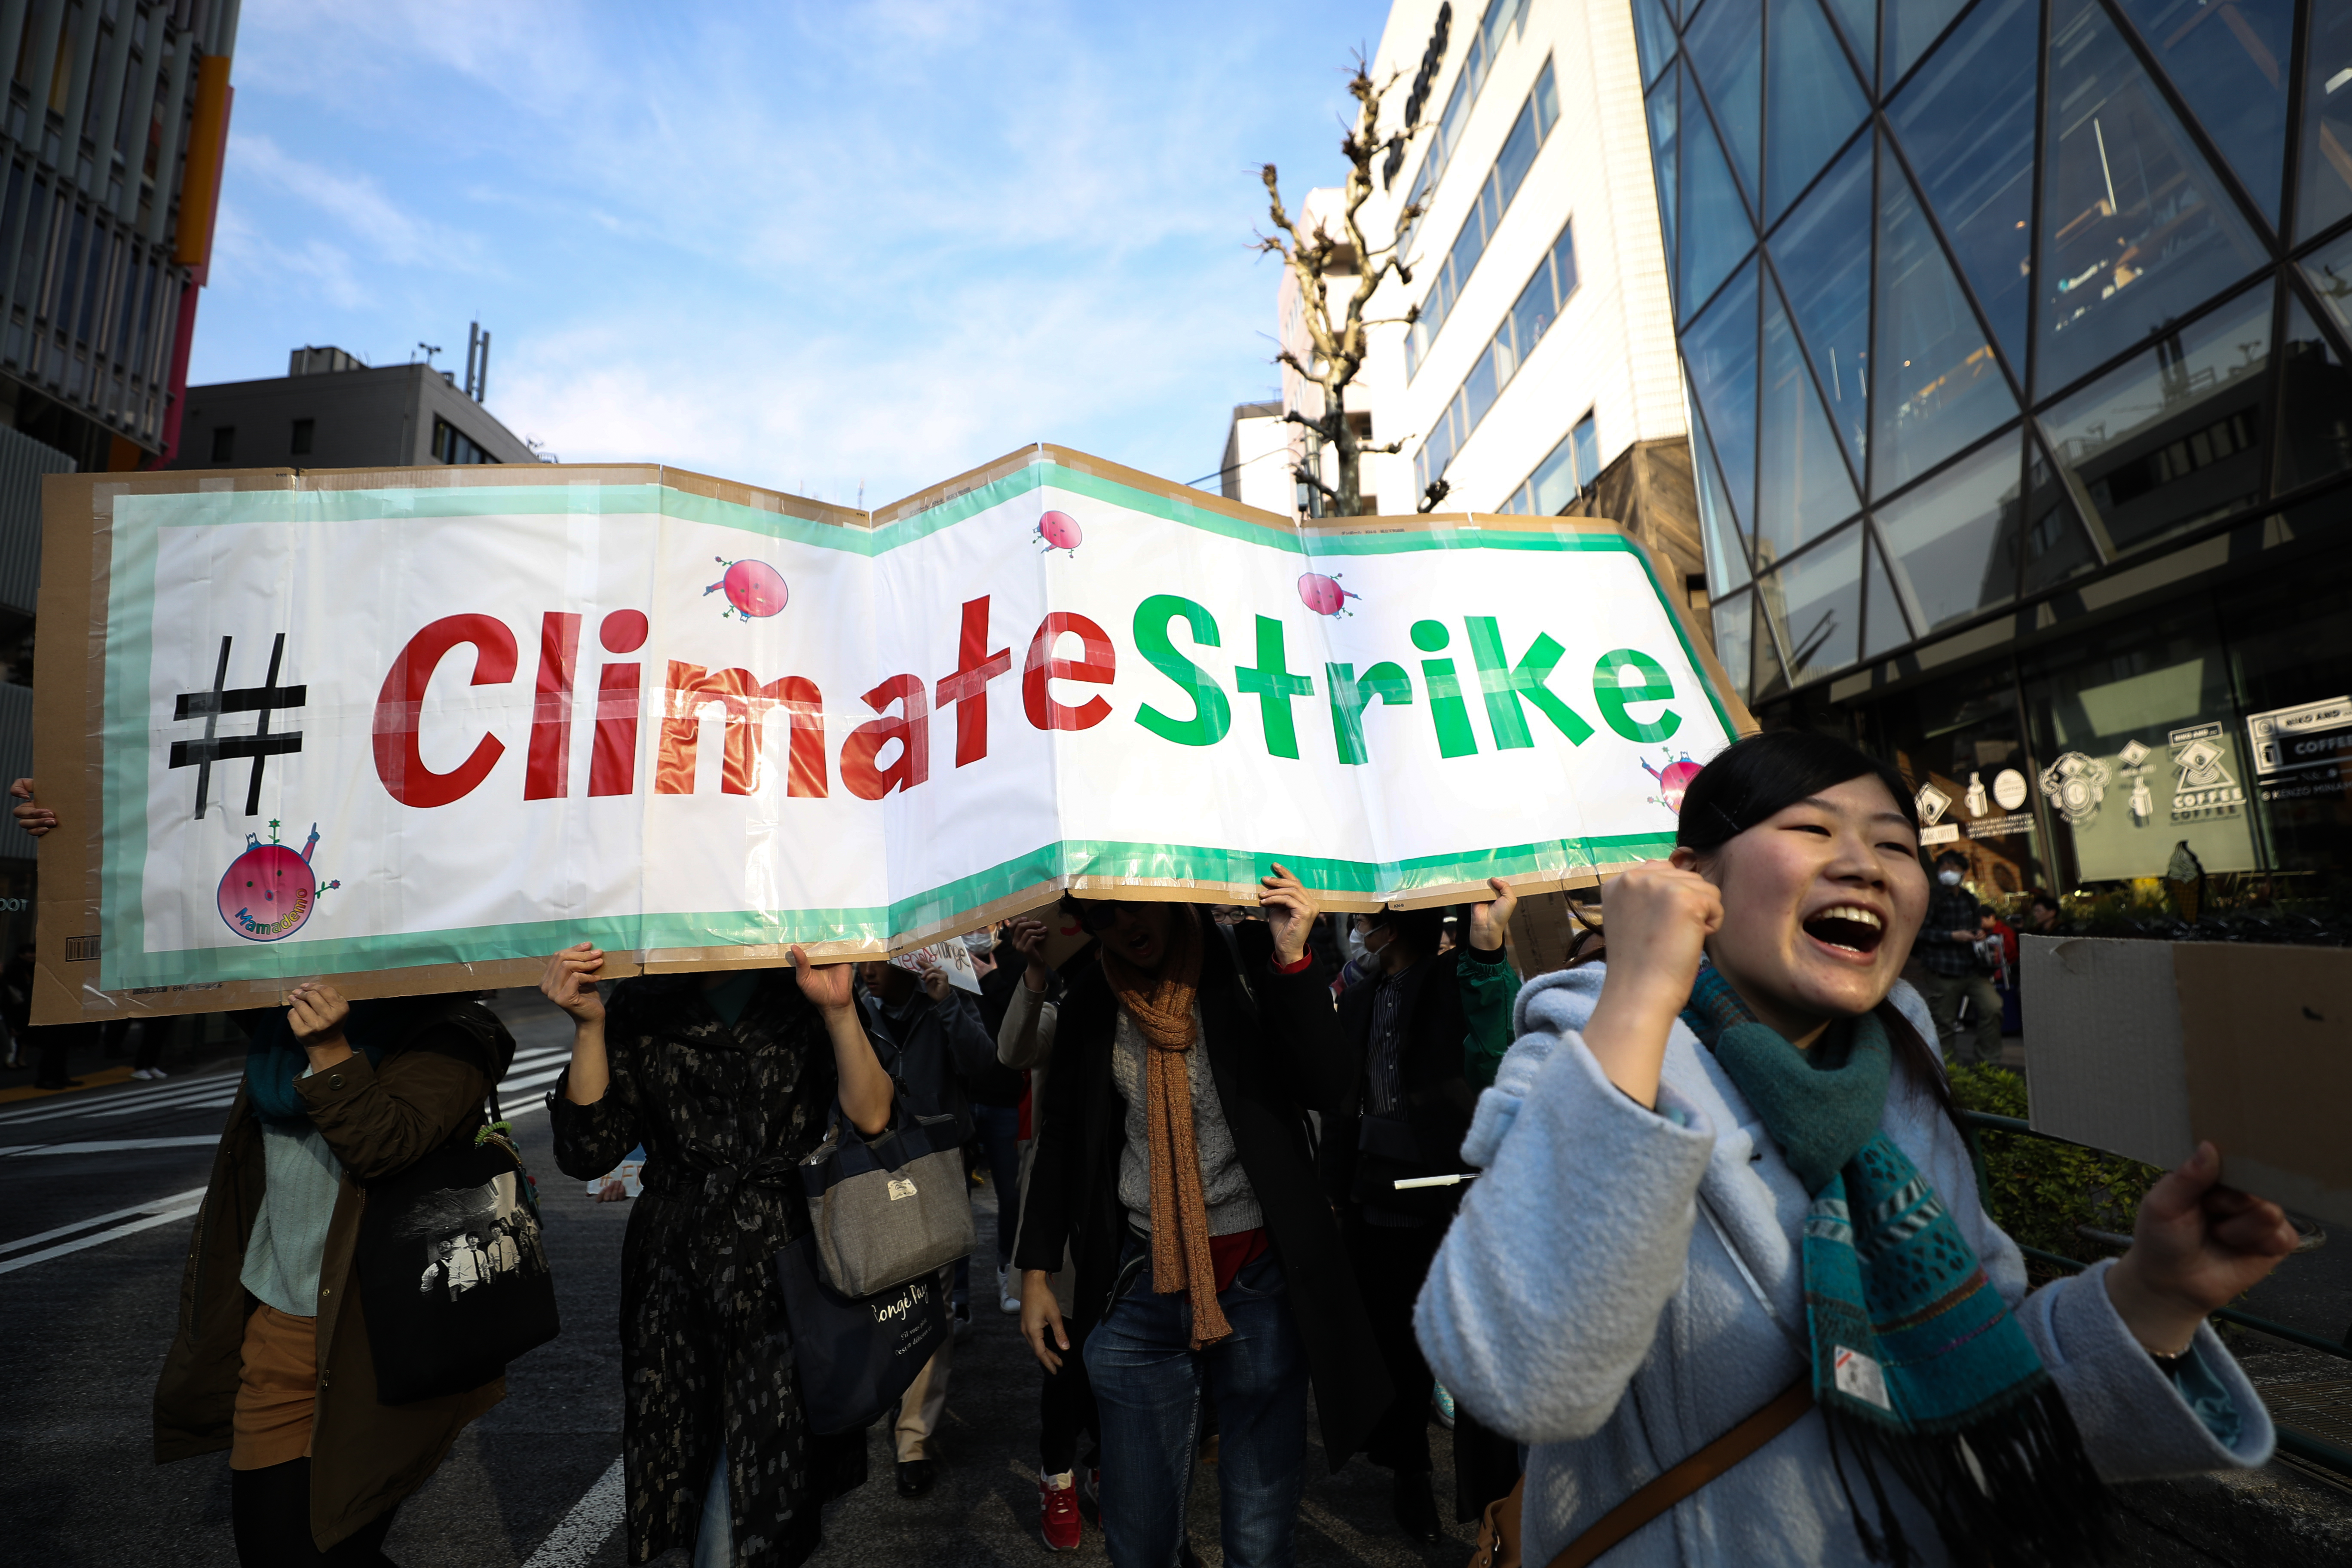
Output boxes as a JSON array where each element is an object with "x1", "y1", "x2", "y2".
[{"x1": 152, "y1": 997, "x2": 516, "y2": 1551}]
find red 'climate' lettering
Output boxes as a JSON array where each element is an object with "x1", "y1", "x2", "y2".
[
  {"x1": 373, "y1": 614, "x2": 518, "y2": 807},
  {"x1": 934, "y1": 596, "x2": 1013, "y2": 768},
  {"x1": 590, "y1": 609, "x2": 647, "y2": 796},
  {"x1": 657, "y1": 662, "x2": 828, "y2": 797},
  {"x1": 841, "y1": 674, "x2": 928, "y2": 800},
  {"x1": 1023, "y1": 612, "x2": 1115, "y2": 731},
  {"x1": 525, "y1": 612, "x2": 580, "y2": 801}
]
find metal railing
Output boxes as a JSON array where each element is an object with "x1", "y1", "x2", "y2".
[{"x1": 1961, "y1": 1109, "x2": 2352, "y2": 1477}]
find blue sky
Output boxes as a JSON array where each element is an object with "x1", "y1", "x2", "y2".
[{"x1": 196, "y1": 1, "x2": 1386, "y2": 508}]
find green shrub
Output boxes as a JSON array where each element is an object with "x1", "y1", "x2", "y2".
[{"x1": 1946, "y1": 1064, "x2": 2161, "y2": 1264}]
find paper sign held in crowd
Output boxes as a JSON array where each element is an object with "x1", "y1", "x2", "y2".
[{"x1": 30, "y1": 444, "x2": 1747, "y2": 1024}]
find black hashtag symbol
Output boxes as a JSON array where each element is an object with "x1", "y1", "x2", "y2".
[{"x1": 168, "y1": 633, "x2": 306, "y2": 820}]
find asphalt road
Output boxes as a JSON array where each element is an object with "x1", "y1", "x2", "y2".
[{"x1": 0, "y1": 992, "x2": 1482, "y2": 1568}]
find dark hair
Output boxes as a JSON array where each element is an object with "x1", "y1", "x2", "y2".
[
  {"x1": 1975, "y1": 902, "x2": 1995, "y2": 918},
  {"x1": 1674, "y1": 733, "x2": 1963, "y2": 1133},
  {"x1": 2029, "y1": 889, "x2": 2059, "y2": 911},
  {"x1": 1372, "y1": 904, "x2": 1449, "y2": 953},
  {"x1": 1934, "y1": 849, "x2": 1968, "y2": 869},
  {"x1": 1675, "y1": 731, "x2": 1918, "y2": 853}
]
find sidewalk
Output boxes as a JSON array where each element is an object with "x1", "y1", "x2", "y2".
[{"x1": 0, "y1": 1014, "x2": 242, "y2": 1101}]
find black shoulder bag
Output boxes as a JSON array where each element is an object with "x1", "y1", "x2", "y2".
[{"x1": 355, "y1": 1027, "x2": 561, "y2": 1403}]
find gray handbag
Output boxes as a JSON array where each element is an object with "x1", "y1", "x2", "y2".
[{"x1": 797, "y1": 1106, "x2": 976, "y2": 1296}]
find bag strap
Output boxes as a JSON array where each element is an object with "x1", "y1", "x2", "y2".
[{"x1": 1547, "y1": 1378, "x2": 1812, "y2": 1568}]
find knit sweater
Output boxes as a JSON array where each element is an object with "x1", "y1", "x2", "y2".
[
  {"x1": 1416, "y1": 964, "x2": 2272, "y2": 1567},
  {"x1": 1112, "y1": 1002, "x2": 1262, "y2": 1238}
]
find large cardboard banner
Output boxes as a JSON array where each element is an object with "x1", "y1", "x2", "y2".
[{"x1": 32, "y1": 444, "x2": 1747, "y2": 1023}]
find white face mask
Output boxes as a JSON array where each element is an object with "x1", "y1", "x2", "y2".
[
  {"x1": 1938, "y1": 869, "x2": 1963, "y2": 886},
  {"x1": 964, "y1": 931, "x2": 994, "y2": 957},
  {"x1": 1344, "y1": 928, "x2": 1369, "y2": 962}
]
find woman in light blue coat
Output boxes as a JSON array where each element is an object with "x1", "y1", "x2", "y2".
[{"x1": 1418, "y1": 732, "x2": 2295, "y2": 1568}]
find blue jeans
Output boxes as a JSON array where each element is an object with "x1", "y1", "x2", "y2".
[
  {"x1": 973, "y1": 1102, "x2": 1023, "y2": 1264},
  {"x1": 1084, "y1": 1237, "x2": 1307, "y2": 1568}
]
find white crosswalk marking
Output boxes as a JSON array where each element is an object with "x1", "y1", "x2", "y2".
[
  {"x1": 521, "y1": 1456, "x2": 625, "y2": 1568},
  {"x1": 0, "y1": 1187, "x2": 209, "y2": 1256},
  {"x1": 0, "y1": 1047, "x2": 572, "y2": 1129},
  {"x1": 0, "y1": 1135, "x2": 222, "y2": 1158},
  {"x1": 0, "y1": 1194, "x2": 205, "y2": 1279}
]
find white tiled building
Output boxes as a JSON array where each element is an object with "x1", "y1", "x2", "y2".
[{"x1": 1340, "y1": 0, "x2": 1705, "y2": 604}]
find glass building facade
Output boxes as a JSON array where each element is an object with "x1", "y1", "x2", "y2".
[{"x1": 1635, "y1": 0, "x2": 2352, "y2": 898}]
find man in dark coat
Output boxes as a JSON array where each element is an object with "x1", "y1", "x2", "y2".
[
  {"x1": 856, "y1": 953, "x2": 1023, "y2": 1497},
  {"x1": 1322, "y1": 888, "x2": 1519, "y2": 1541},
  {"x1": 1014, "y1": 866, "x2": 1390, "y2": 1568}
]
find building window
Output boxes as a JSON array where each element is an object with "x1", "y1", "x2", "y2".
[
  {"x1": 1412, "y1": 218, "x2": 1579, "y2": 496},
  {"x1": 1501, "y1": 411, "x2": 1600, "y2": 517},
  {"x1": 432, "y1": 416, "x2": 493, "y2": 465},
  {"x1": 210, "y1": 425, "x2": 234, "y2": 463},
  {"x1": 290, "y1": 417, "x2": 313, "y2": 456},
  {"x1": 1406, "y1": 57, "x2": 1560, "y2": 380}
]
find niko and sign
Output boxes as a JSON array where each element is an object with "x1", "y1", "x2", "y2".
[{"x1": 29, "y1": 446, "x2": 1746, "y2": 1023}]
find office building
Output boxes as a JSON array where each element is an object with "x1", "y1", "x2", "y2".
[
  {"x1": 1635, "y1": 0, "x2": 2352, "y2": 896},
  {"x1": 171, "y1": 339, "x2": 540, "y2": 471},
  {"x1": 1218, "y1": 398, "x2": 1298, "y2": 514},
  {"x1": 1353, "y1": 0, "x2": 1706, "y2": 606},
  {"x1": 0, "y1": 0, "x2": 242, "y2": 951}
]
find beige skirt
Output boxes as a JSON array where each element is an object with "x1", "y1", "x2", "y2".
[{"x1": 230, "y1": 1302, "x2": 318, "y2": 1470}]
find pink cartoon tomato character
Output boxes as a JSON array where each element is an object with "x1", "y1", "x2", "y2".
[
  {"x1": 1643, "y1": 751, "x2": 1704, "y2": 815},
  {"x1": 217, "y1": 821, "x2": 340, "y2": 942},
  {"x1": 705, "y1": 557, "x2": 788, "y2": 621},
  {"x1": 1034, "y1": 510, "x2": 1082, "y2": 555},
  {"x1": 1296, "y1": 571, "x2": 1359, "y2": 617}
]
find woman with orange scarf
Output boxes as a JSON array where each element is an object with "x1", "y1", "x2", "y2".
[{"x1": 1012, "y1": 866, "x2": 1388, "y2": 1568}]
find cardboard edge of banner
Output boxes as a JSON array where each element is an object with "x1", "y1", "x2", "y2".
[
  {"x1": 2021, "y1": 934, "x2": 2352, "y2": 1229},
  {"x1": 28, "y1": 449, "x2": 1748, "y2": 1023}
]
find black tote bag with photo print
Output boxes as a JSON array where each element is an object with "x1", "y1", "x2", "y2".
[{"x1": 354, "y1": 1099, "x2": 560, "y2": 1404}]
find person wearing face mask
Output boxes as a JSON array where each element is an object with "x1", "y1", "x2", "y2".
[
  {"x1": 1417, "y1": 732, "x2": 2291, "y2": 1568},
  {"x1": 1013, "y1": 866, "x2": 1388, "y2": 1568},
  {"x1": 1912, "y1": 850, "x2": 2001, "y2": 1066}
]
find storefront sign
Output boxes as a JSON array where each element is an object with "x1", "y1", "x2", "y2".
[
  {"x1": 1966, "y1": 812, "x2": 2036, "y2": 839},
  {"x1": 2168, "y1": 722, "x2": 2246, "y2": 821},
  {"x1": 2247, "y1": 695, "x2": 2352, "y2": 779},
  {"x1": 2039, "y1": 752, "x2": 2110, "y2": 825},
  {"x1": 29, "y1": 449, "x2": 1746, "y2": 1023}
]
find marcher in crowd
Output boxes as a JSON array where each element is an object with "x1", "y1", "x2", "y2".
[
  {"x1": 8, "y1": 781, "x2": 86, "y2": 1090},
  {"x1": 1, "y1": 938, "x2": 31, "y2": 1070},
  {"x1": 1320, "y1": 885, "x2": 1519, "y2": 1542},
  {"x1": 995, "y1": 913, "x2": 1101, "y2": 1550},
  {"x1": 1016, "y1": 867, "x2": 1389, "y2": 1568},
  {"x1": 542, "y1": 944, "x2": 894, "y2": 1568},
  {"x1": 161, "y1": 980, "x2": 518, "y2": 1565},
  {"x1": 1912, "y1": 849, "x2": 2000, "y2": 1066},
  {"x1": 966, "y1": 926, "x2": 1030, "y2": 1317},
  {"x1": 1419, "y1": 732, "x2": 2293, "y2": 1568},
  {"x1": 856, "y1": 949, "x2": 1022, "y2": 1497}
]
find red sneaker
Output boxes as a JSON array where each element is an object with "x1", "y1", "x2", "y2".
[{"x1": 1038, "y1": 1469, "x2": 1081, "y2": 1552}]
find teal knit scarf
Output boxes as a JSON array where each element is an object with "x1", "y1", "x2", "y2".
[{"x1": 1682, "y1": 965, "x2": 2108, "y2": 1568}]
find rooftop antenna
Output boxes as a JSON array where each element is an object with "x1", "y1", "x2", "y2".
[
  {"x1": 464, "y1": 322, "x2": 492, "y2": 403},
  {"x1": 857, "y1": 479, "x2": 864, "y2": 508},
  {"x1": 416, "y1": 341, "x2": 442, "y2": 366}
]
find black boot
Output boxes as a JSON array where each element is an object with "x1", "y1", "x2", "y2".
[{"x1": 1391, "y1": 1469, "x2": 1442, "y2": 1544}]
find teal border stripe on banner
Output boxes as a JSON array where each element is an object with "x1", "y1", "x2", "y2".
[
  {"x1": 110, "y1": 462, "x2": 1657, "y2": 566},
  {"x1": 101, "y1": 831, "x2": 1680, "y2": 989}
]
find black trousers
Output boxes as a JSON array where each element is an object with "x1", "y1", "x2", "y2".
[
  {"x1": 30, "y1": 1022, "x2": 92, "y2": 1088},
  {"x1": 135, "y1": 1013, "x2": 176, "y2": 1071},
  {"x1": 1343, "y1": 1208, "x2": 1445, "y2": 1475},
  {"x1": 231, "y1": 1458, "x2": 399, "y2": 1566},
  {"x1": 1039, "y1": 1320, "x2": 1101, "y2": 1475}
]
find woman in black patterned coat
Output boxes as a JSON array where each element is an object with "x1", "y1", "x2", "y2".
[{"x1": 542, "y1": 943, "x2": 894, "y2": 1568}]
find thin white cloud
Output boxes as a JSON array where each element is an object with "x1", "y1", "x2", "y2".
[{"x1": 195, "y1": 2, "x2": 1379, "y2": 497}]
